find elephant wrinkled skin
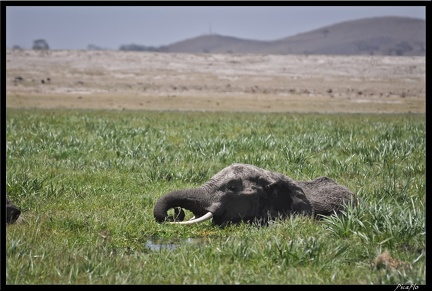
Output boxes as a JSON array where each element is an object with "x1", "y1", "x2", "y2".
[{"x1": 154, "y1": 163, "x2": 357, "y2": 226}]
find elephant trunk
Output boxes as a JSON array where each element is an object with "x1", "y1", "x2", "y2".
[{"x1": 154, "y1": 187, "x2": 212, "y2": 224}]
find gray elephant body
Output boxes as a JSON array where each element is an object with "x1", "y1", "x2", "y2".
[
  {"x1": 6, "y1": 196, "x2": 21, "y2": 224},
  {"x1": 154, "y1": 163, "x2": 356, "y2": 226}
]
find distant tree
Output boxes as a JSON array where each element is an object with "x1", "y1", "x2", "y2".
[
  {"x1": 394, "y1": 41, "x2": 413, "y2": 56},
  {"x1": 119, "y1": 44, "x2": 159, "y2": 52},
  {"x1": 33, "y1": 39, "x2": 50, "y2": 50},
  {"x1": 87, "y1": 44, "x2": 105, "y2": 50}
]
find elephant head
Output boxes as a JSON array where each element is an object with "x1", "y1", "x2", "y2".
[
  {"x1": 6, "y1": 196, "x2": 21, "y2": 224},
  {"x1": 154, "y1": 163, "x2": 356, "y2": 226}
]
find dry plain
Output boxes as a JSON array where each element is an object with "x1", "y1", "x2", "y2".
[{"x1": 5, "y1": 49, "x2": 425, "y2": 113}]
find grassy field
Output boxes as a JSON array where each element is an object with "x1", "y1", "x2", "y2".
[{"x1": 5, "y1": 109, "x2": 425, "y2": 284}]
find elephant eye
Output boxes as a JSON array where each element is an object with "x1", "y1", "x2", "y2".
[
  {"x1": 226, "y1": 179, "x2": 242, "y2": 191},
  {"x1": 227, "y1": 185, "x2": 237, "y2": 191}
]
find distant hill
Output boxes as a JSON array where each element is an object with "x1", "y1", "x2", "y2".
[{"x1": 157, "y1": 16, "x2": 425, "y2": 56}]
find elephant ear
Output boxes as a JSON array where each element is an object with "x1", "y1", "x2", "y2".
[{"x1": 265, "y1": 178, "x2": 313, "y2": 216}]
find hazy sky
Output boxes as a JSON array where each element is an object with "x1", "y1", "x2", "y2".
[{"x1": 6, "y1": 6, "x2": 426, "y2": 50}]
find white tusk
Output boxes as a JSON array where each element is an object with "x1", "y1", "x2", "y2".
[{"x1": 170, "y1": 212, "x2": 213, "y2": 225}]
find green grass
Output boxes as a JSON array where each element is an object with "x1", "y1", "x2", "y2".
[{"x1": 5, "y1": 109, "x2": 425, "y2": 284}]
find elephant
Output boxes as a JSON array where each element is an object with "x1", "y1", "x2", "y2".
[
  {"x1": 154, "y1": 163, "x2": 357, "y2": 226},
  {"x1": 6, "y1": 196, "x2": 21, "y2": 224}
]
